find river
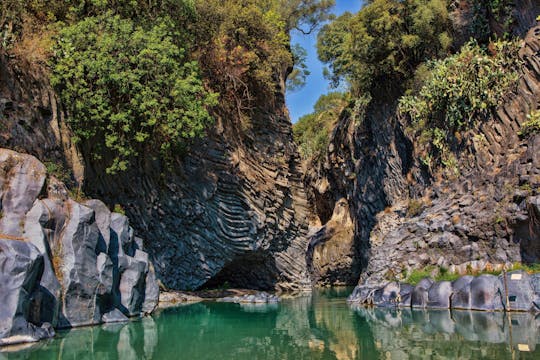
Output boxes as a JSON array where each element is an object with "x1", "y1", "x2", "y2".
[{"x1": 2, "y1": 288, "x2": 539, "y2": 359}]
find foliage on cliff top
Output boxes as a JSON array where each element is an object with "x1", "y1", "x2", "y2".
[
  {"x1": 193, "y1": 0, "x2": 334, "y2": 116},
  {"x1": 317, "y1": 0, "x2": 452, "y2": 97},
  {"x1": 293, "y1": 92, "x2": 349, "y2": 159},
  {"x1": 4, "y1": 0, "x2": 334, "y2": 172},
  {"x1": 50, "y1": 14, "x2": 217, "y2": 174},
  {"x1": 399, "y1": 39, "x2": 521, "y2": 169}
]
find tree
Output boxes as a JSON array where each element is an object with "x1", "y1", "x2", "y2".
[
  {"x1": 318, "y1": 0, "x2": 452, "y2": 96},
  {"x1": 279, "y1": 0, "x2": 336, "y2": 34},
  {"x1": 293, "y1": 92, "x2": 349, "y2": 159},
  {"x1": 51, "y1": 13, "x2": 217, "y2": 173},
  {"x1": 287, "y1": 44, "x2": 311, "y2": 92}
]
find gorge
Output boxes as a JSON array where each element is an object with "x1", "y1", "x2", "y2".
[{"x1": 0, "y1": 0, "x2": 540, "y2": 355}]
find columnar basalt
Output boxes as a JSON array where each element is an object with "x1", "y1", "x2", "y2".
[{"x1": 0, "y1": 149, "x2": 158, "y2": 345}]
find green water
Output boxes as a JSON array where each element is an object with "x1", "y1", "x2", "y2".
[{"x1": 3, "y1": 288, "x2": 540, "y2": 359}]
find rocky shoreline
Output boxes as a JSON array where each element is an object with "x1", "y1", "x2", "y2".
[
  {"x1": 348, "y1": 270, "x2": 540, "y2": 312},
  {"x1": 0, "y1": 149, "x2": 158, "y2": 346}
]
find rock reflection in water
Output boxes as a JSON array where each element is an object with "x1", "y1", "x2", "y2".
[
  {"x1": 3, "y1": 290, "x2": 540, "y2": 359},
  {"x1": 352, "y1": 305, "x2": 540, "y2": 358}
]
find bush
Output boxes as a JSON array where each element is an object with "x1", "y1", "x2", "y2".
[
  {"x1": 399, "y1": 39, "x2": 521, "y2": 168},
  {"x1": 293, "y1": 92, "x2": 349, "y2": 159},
  {"x1": 50, "y1": 14, "x2": 217, "y2": 173},
  {"x1": 519, "y1": 110, "x2": 540, "y2": 137}
]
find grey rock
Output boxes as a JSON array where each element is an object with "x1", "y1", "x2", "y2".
[
  {"x1": 102, "y1": 309, "x2": 129, "y2": 324},
  {"x1": 427, "y1": 281, "x2": 453, "y2": 309},
  {"x1": 411, "y1": 278, "x2": 434, "y2": 309},
  {"x1": 0, "y1": 149, "x2": 46, "y2": 237},
  {"x1": 372, "y1": 282, "x2": 401, "y2": 307},
  {"x1": 499, "y1": 270, "x2": 536, "y2": 311},
  {"x1": 56, "y1": 200, "x2": 103, "y2": 328},
  {"x1": 142, "y1": 262, "x2": 159, "y2": 314},
  {"x1": 470, "y1": 275, "x2": 504, "y2": 311},
  {"x1": 0, "y1": 239, "x2": 54, "y2": 345},
  {"x1": 23, "y1": 200, "x2": 62, "y2": 327}
]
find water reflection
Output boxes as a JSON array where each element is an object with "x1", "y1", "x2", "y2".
[
  {"x1": 2, "y1": 288, "x2": 539, "y2": 359},
  {"x1": 352, "y1": 306, "x2": 540, "y2": 358}
]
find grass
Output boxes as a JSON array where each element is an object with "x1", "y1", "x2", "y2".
[{"x1": 405, "y1": 262, "x2": 540, "y2": 285}]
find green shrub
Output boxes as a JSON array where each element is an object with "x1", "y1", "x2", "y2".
[
  {"x1": 50, "y1": 14, "x2": 217, "y2": 173},
  {"x1": 293, "y1": 92, "x2": 349, "y2": 159},
  {"x1": 519, "y1": 110, "x2": 540, "y2": 137},
  {"x1": 113, "y1": 204, "x2": 126, "y2": 215},
  {"x1": 406, "y1": 266, "x2": 435, "y2": 285},
  {"x1": 399, "y1": 39, "x2": 521, "y2": 168}
]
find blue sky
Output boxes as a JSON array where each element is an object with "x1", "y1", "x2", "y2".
[{"x1": 286, "y1": 0, "x2": 363, "y2": 123}]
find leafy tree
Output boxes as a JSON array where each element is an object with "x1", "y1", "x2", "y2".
[
  {"x1": 278, "y1": 0, "x2": 335, "y2": 34},
  {"x1": 51, "y1": 14, "x2": 217, "y2": 173},
  {"x1": 287, "y1": 44, "x2": 311, "y2": 92},
  {"x1": 318, "y1": 0, "x2": 452, "y2": 96},
  {"x1": 293, "y1": 92, "x2": 349, "y2": 159}
]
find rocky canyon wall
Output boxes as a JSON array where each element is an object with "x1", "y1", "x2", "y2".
[{"x1": 305, "y1": 10, "x2": 540, "y2": 287}]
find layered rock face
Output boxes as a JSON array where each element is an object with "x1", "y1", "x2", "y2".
[
  {"x1": 0, "y1": 149, "x2": 158, "y2": 345},
  {"x1": 306, "y1": 16, "x2": 540, "y2": 286},
  {"x1": 1, "y1": 44, "x2": 312, "y2": 291},
  {"x1": 85, "y1": 105, "x2": 312, "y2": 291}
]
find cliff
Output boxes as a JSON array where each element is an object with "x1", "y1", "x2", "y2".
[
  {"x1": 0, "y1": 44, "x2": 312, "y2": 291},
  {"x1": 305, "y1": 9, "x2": 540, "y2": 287}
]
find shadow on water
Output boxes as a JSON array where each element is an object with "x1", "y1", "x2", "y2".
[{"x1": 2, "y1": 288, "x2": 539, "y2": 359}]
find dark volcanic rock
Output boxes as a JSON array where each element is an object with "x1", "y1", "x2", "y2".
[
  {"x1": 0, "y1": 239, "x2": 54, "y2": 346},
  {"x1": 350, "y1": 272, "x2": 540, "y2": 312},
  {"x1": 319, "y1": 21, "x2": 540, "y2": 288}
]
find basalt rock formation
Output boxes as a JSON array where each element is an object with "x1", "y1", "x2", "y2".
[
  {"x1": 0, "y1": 149, "x2": 158, "y2": 345},
  {"x1": 0, "y1": 43, "x2": 312, "y2": 291},
  {"x1": 348, "y1": 270, "x2": 540, "y2": 312},
  {"x1": 84, "y1": 107, "x2": 312, "y2": 291},
  {"x1": 305, "y1": 10, "x2": 540, "y2": 287}
]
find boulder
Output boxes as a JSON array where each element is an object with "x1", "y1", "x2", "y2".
[
  {"x1": 372, "y1": 282, "x2": 401, "y2": 307},
  {"x1": 469, "y1": 275, "x2": 504, "y2": 311},
  {"x1": 347, "y1": 284, "x2": 377, "y2": 304},
  {"x1": 0, "y1": 149, "x2": 160, "y2": 346},
  {"x1": 411, "y1": 278, "x2": 434, "y2": 308},
  {"x1": 450, "y1": 276, "x2": 475, "y2": 309},
  {"x1": 427, "y1": 281, "x2": 452, "y2": 309},
  {"x1": 0, "y1": 239, "x2": 54, "y2": 345},
  {"x1": 142, "y1": 263, "x2": 159, "y2": 314},
  {"x1": 0, "y1": 150, "x2": 46, "y2": 237},
  {"x1": 498, "y1": 270, "x2": 536, "y2": 311},
  {"x1": 56, "y1": 200, "x2": 104, "y2": 328},
  {"x1": 530, "y1": 273, "x2": 540, "y2": 310},
  {"x1": 23, "y1": 200, "x2": 62, "y2": 327},
  {"x1": 397, "y1": 283, "x2": 414, "y2": 307}
]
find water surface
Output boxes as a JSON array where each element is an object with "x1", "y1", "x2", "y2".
[{"x1": 2, "y1": 288, "x2": 540, "y2": 359}]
